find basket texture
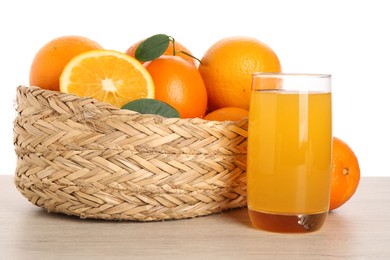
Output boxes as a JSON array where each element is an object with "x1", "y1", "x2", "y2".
[{"x1": 13, "y1": 86, "x2": 248, "y2": 221}]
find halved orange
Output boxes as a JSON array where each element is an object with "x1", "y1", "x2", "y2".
[{"x1": 60, "y1": 50, "x2": 154, "y2": 108}]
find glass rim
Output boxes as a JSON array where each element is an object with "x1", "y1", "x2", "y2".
[{"x1": 252, "y1": 72, "x2": 331, "y2": 78}]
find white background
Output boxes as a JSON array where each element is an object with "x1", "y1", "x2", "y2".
[{"x1": 1, "y1": 0, "x2": 389, "y2": 176}]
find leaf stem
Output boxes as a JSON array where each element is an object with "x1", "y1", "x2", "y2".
[
  {"x1": 169, "y1": 36, "x2": 177, "y2": 56},
  {"x1": 179, "y1": 51, "x2": 202, "y2": 64},
  {"x1": 169, "y1": 36, "x2": 202, "y2": 64}
]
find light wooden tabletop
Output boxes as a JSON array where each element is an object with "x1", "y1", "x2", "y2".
[{"x1": 1, "y1": 175, "x2": 389, "y2": 259}]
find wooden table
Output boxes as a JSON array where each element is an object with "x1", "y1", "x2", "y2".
[{"x1": 1, "y1": 175, "x2": 389, "y2": 259}]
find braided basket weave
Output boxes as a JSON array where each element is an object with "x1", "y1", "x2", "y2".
[{"x1": 13, "y1": 86, "x2": 248, "y2": 221}]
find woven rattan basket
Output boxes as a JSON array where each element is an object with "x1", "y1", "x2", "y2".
[{"x1": 13, "y1": 86, "x2": 248, "y2": 221}]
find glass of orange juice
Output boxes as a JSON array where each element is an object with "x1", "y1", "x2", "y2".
[{"x1": 247, "y1": 73, "x2": 332, "y2": 233}]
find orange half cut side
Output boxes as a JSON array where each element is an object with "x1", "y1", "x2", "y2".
[{"x1": 60, "y1": 50, "x2": 154, "y2": 108}]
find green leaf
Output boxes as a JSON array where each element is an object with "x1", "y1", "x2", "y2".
[
  {"x1": 135, "y1": 34, "x2": 170, "y2": 62},
  {"x1": 121, "y1": 99, "x2": 180, "y2": 118}
]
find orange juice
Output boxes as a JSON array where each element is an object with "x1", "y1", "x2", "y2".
[{"x1": 247, "y1": 89, "x2": 332, "y2": 232}]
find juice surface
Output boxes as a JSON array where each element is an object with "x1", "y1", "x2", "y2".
[{"x1": 247, "y1": 90, "x2": 332, "y2": 214}]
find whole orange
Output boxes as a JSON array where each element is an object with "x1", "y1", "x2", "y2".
[
  {"x1": 198, "y1": 36, "x2": 281, "y2": 111},
  {"x1": 126, "y1": 39, "x2": 197, "y2": 66},
  {"x1": 144, "y1": 55, "x2": 207, "y2": 118},
  {"x1": 203, "y1": 107, "x2": 248, "y2": 122},
  {"x1": 29, "y1": 35, "x2": 103, "y2": 91},
  {"x1": 330, "y1": 137, "x2": 361, "y2": 211}
]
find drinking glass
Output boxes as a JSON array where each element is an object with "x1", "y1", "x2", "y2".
[{"x1": 247, "y1": 73, "x2": 332, "y2": 233}]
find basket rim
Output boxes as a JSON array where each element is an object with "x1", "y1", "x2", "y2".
[{"x1": 17, "y1": 85, "x2": 249, "y2": 127}]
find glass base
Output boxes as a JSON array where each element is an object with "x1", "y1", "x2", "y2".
[{"x1": 248, "y1": 209, "x2": 327, "y2": 233}]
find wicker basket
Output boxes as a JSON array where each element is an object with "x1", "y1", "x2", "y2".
[{"x1": 13, "y1": 86, "x2": 248, "y2": 221}]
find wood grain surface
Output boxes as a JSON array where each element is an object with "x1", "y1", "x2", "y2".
[{"x1": 1, "y1": 176, "x2": 389, "y2": 259}]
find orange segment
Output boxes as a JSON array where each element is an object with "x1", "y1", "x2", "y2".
[{"x1": 60, "y1": 50, "x2": 154, "y2": 108}]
